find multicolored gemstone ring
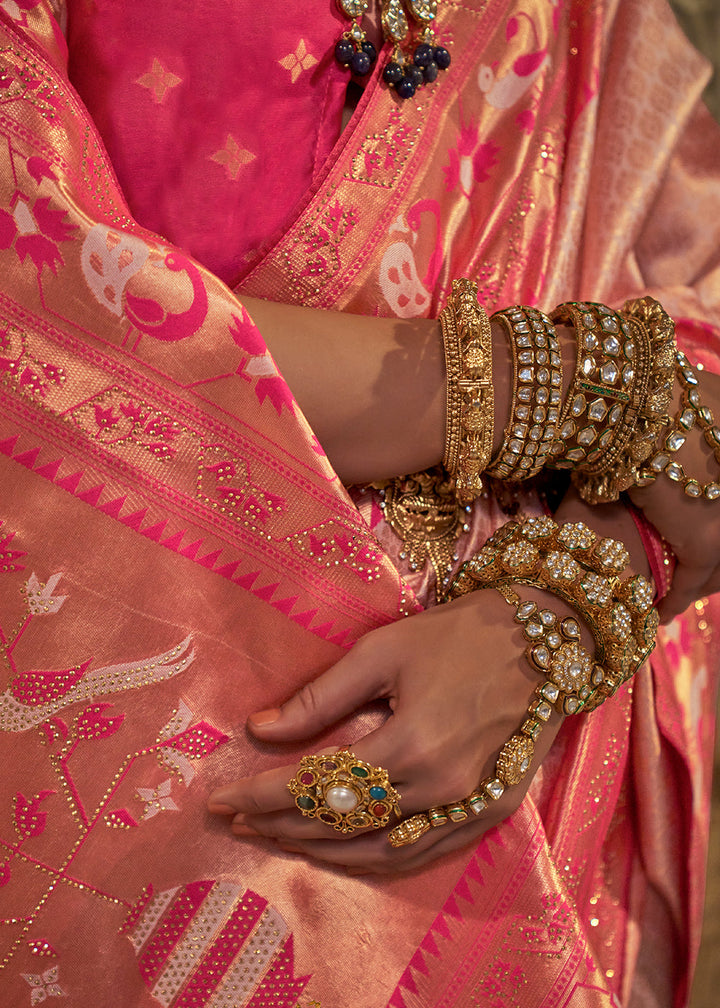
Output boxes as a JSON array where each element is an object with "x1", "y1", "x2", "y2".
[{"x1": 287, "y1": 750, "x2": 402, "y2": 833}]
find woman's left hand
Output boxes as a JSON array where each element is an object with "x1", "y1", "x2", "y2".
[{"x1": 207, "y1": 587, "x2": 566, "y2": 874}]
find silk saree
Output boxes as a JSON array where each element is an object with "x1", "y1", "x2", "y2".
[{"x1": 1, "y1": 1, "x2": 720, "y2": 1006}]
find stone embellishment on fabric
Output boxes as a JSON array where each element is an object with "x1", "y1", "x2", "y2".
[
  {"x1": 21, "y1": 964, "x2": 66, "y2": 1004},
  {"x1": 124, "y1": 880, "x2": 311, "y2": 1007}
]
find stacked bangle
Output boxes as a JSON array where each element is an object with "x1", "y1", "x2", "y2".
[
  {"x1": 443, "y1": 516, "x2": 657, "y2": 709},
  {"x1": 440, "y1": 279, "x2": 494, "y2": 505},
  {"x1": 486, "y1": 306, "x2": 563, "y2": 480},
  {"x1": 547, "y1": 297, "x2": 676, "y2": 503}
]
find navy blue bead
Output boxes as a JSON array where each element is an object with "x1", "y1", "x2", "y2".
[
  {"x1": 413, "y1": 42, "x2": 434, "y2": 68},
  {"x1": 335, "y1": 38, "x2": 354, "y2": 66},
  {"x1": 424, "y1": 60, "x2": 439, "y2": 83},
  {"x1": 409, "y1": 66, "x2": 425, "y2": 87},
  {"x1": 433, "y1": 46, "x2": 451, "y2": 70},
  {"x1": 383, "y1": 60, "x2": 404, "y2": 85},
  {"x1": 396, "y1": 76, "x2": 416, "y2": 99},
  {"x1": 350, "y1": 50, "x2": 372, "y2": 76},
  {"x1": 361, "y1": 40, "x2": 377, "y2": 63}
]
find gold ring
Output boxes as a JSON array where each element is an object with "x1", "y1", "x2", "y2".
[{"x1": 287, "y1": 749, "x2": 401, "y2": 834}]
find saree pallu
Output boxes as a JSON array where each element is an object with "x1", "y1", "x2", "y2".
[{"x1": 1, "y1": 1, "x2": 720, "y2": 1006}]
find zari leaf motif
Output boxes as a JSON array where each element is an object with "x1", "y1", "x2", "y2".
[
  {"x1": 13, "y1": 790, "x2": 55, "y2": 840},
  {"x1": 74, "y1": 703, "x2": 125, "y2": 741},
  {"x1": 163, "y1": 720, "x2": 229, "y2": 758},
  {"x1": 24, "y1": 572, "x2": 67, "y2": 616}
]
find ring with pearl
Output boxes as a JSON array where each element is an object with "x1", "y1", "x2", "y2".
[{"x1": 287, "y1": 749, "x2": 401, "y2": 834}]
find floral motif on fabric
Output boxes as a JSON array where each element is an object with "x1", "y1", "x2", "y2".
[
  {"x1": 286, "y1": 520, "x2": 383, "y2": 584},
  {"x1": 229, "y1": 309, "x2": 296, "y2": 415},
  {"x1": 1, "y1": 519, "x2": 27, "y2": 574},
  {"x1": 278, "y1": 40, "x2": 319, "y2": 84},
  {"x1": 503, "y1": 892, "x2": 574, "y2": 957},
  {"x1": 474, "y1": 960, "x2": 527, "y2": 1007},
  {"x1": 346, "y1": 107, "x2": 420, "y2": 189},
  {"x1": 136, "y1": 58, "x2": 182, "y2": 104},
  {"x1": 209, "y1": 136, "x2": 256, "y2": 181},
  {"x1": 197, "y1": 444, "x2": 288, "y2": 528},
  {"x1": 298, "y1": 199, "x2": 358, "y2": 282},
  {"x1": 0, "y1": 546, "x2": 239, "y2": 997},
  {"x1": 21, "y1": 963, "x2": 67, "y2": 1004},
  {"x1": 67, "y1": 387, "x2": 189, "y2": 462},
  {"x1": 0, "y1": 43, "x2": 60, "y2": 120},
  {"x1": 0, "y1": 320, "x2": 66, "y2": 402},
  {"x1": 125, "y1": 880, "x2": 311, "y2": 1007}
]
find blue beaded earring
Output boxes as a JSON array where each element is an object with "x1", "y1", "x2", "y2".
[{"x1": 334, "y1": 0, "x2": 451, "y2": 100}]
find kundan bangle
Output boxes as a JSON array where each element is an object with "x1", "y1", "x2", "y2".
[
  {"x1": 443, "y1": 515, "x2": 658, "y2": 710},
  {"x1": 547, "y1": 297, "x2": 676, "y2": 503},
  {"x1": 486, "y1": 306, "x2": 563, "y2": 480},
  {"x1": 441, "y1": 279, "x2": 494, "y2": 505}
]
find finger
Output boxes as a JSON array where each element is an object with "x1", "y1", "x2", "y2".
[
  {"x1": 247, "y1": 635, "x2": 393, "y2": 742},
  {"x1": 272, "y1": 806, "x2": 496, "y2": 874},
  {"x1": 208, "y1": 723, "x2": 406, "y2": 820},
  {"x1": 208, "y1": 762, "x2": 301, "y2": 815},
  {"x1": 237, "y1": 808, "x2": 388, "y2": 842}
]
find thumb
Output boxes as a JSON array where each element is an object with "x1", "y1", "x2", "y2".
[{"x1": 248, "y1": 638, "x2": 391, "y2": 741}]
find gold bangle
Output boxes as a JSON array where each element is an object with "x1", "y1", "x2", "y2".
[
  {"x1": 548, "y1": 297, "x2": 676, "y2": 503},
  {"x1": 440, "y1": 279, "x2": 494, "y2": 505}
]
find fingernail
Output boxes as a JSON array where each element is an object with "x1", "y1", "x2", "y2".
[
  {"x1": 208, "y1": 788, "x2": 238, "y2": 810},
  {"x1": 231, "y1": 820, "x2": 257, "y2": 837},
  {"x1": 249, "y1": 708, "x2": 280, "y2": 727},
  {"x1": 208, "y1": 802, "x2": 236, "y2": 815}
]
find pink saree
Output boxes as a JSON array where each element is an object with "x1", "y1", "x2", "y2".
[{"x1": 1, "y1": 1, "x2": 720, "y2": 1006}]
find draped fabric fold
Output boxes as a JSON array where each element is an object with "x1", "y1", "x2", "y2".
[{"x1": 1, "y1": 1, "x2": 719, "y2": 1006}]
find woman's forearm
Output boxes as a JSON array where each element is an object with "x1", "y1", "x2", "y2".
[{"x1": 241, "y1": 295, "x2": 514, "y2": 484}]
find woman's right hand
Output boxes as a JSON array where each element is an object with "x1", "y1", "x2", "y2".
[{"x1": 208, "y1": 586, "x2": 566, "y2": 874}]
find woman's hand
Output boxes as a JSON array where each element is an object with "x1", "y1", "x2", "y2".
[
  {"x1": 628, "y1": 368, "x2": 720, "y2": 621},
  {"x1": 208, "y1": 588, "x2": 566, "y2": 874}
]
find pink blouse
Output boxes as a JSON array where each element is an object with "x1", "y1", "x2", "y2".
[{"x1": 67, "y1": 1, "x2": 351, "y2": 286}]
